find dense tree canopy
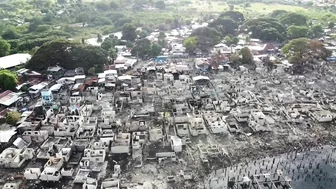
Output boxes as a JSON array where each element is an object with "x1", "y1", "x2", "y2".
[
  {"x1": 311, "y1": 25, "x2": 323, "y2": 38},
  {"x1": 282, "y1": 38, "x2": 331, "y2": 63},
  {"x1": 282, "y1": 38, "x2": 331, "y2": 73},
  {"x1": 155, "y1": 1, "x2": 165, "y2": 9},
  {"x1": 26, "y1": 40, "x2": 108, "y2": 72},
  {"x1": 151, "y1": 42, "x2": 162, "y2": 57},
  {"x1": 328, "y1": 22, "x2": 335, "y2": 29},
  {"x1": 219, "y1": 11, "x2": 244, "y2": 23},
  {"x1": 122, "y1": 23, "x2": 137, "y2": 42},
  {"x1": 279, "y1": 12, "x2": 307, "y2": 27},
  {"x1": 287, "y1": 25, "x2": 309, "y2": 39},
  {"x1": 224, "y1": 36, "x2": 239, "y2": 45},
  {"x1": 240, "y1": 47, "x2": 254, "y2": 64},
  {"x1": 208, "y1": 17, "x2": 238, "y2": 36},
  {"x1": 158, "y1": 32, "x2": 166, "y2": 47},
  {"x1": 242, "y1": 18, "x2": 286, "y2": 42},
  {"x1": 6, "y1": 111, "x2": 21, "y2": 126},
  {"x1": 190, "y1": 27, "x2": 222, "y2": 52},
  {"x1": 0, "y1": 39, "x2": 10, "y2": 57},
  {"x1": 0, "y1": 70, "x2": 18, "y2": 91},
  {"x1": 184, "y1": 36, "x2": 197, "y2": 54},
  {"x1": 1, "y1": 28, "x2": 20, "y2": 40},
  {"x1": 101, "y1": 35, "x2": 120, "y2": 51},
  {"x1": 131, "y1": 39, "x2": 162, "y2": 59},
  {"x1": 269, "y1": 10, "x2": 288, "y2": 19}
]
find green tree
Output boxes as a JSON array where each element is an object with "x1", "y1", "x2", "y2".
[
  {"x1": 26, "y1": 40, "x2": 109, "y2": 72},
  {"x1": 184, "y1": 36, "x2": 197, "y2": 54},
  {"x1": 190, "y1": 27, "x2": 222, "y2": 52},
  {"x1": 88, "y1": 67, "x2": 96, "y2": 76},
  {"x1": 269, "y1": 10, "x2": 288, "y2": 19},
  {"x1": 97, "y1": 33, "x2": 103, "y2": 43},
  {"x1": 150, "y1": 43, "x2": 162, "y2": 57},
  {"x1": 122, "y1": 23, "x2": 137, "y2": 42},
  {"x1": 28, "y1": 17, "x2": 43, "y2": 32},
  {"x1": 240, "y1": 47, "x2": 253, "y2": 64},
  {"x1": 57, "y1": 0, "x2": 66, "y2": 4},
  {"x1": 109, "y1": 1, "x2": 119, "y2": 9},
  {"x1": 282, "y1": 38, "x2": 331, "y2": 73},
  {"x1": 158, "y1": 32, "x2": 166, "y2": 47},
  {"x1": 139, "y1": 30, "x2": 149, "y2": 39},
  {"x1": 229, "y1": 4, "x2": 234, "y2": 11},
  {"x1": 2, "y1": 28, "x2": 20, "y2": 40},
  {"x1": 311, "y1": 25, "x2": 323, "y2": 38},
  {"x1": 328, "y1": 22, "x2": 335, "y2": 29},
  {"x1": 287, "y1": 25, "x2": 309, "y2": 39},
  {"x1": 35, "y1": 25, "x2": 51, "y2": 33},
  {"x1": 282, "y1": 38, "x2": 331, "y2": 63},
  {"x1": 224, "y1": 36, "x2": 231, "y2": 45},
  {"x1": 0, "y1": 39, "x2": 10, "y2": 57},
  {"x1": 242, "y1": 18, "x2": 286, "y2": 42},
  {"x1": 101, "y1": 35, "x2": 120, "y2": 51},
  {"x1": 229, "y1": 53, "x2": 240, "y2": 65},
  {"x1": 279, "y1": 12, "x2": 307, "y2": 27},
  {"x1": 208, "y1": 17, "x2": 238, "y2": 36},
  {"x1": 155, "y1": 0, "x2": 165, "y2": 9},
  {"x1": 76, "y1": 13, "x2": 89, "y2": 27},
  {"x1": 219, "y1": 11, "x2": 244, "y2": 23},
  {"x1": 0, "y1": 70, "x2": 18, "y2": 90},
  {"x1": 131, "y1": 38, "x2": 151, "y2": 59},
  {"x1": 95, "y1": 1, "x2": 110, "y2": 11},
  {"x1": 108, "y1": 48, "x2": 118, "y2": 63},
  {"x1": 231, "y1": 37, "x2": 239, "y2": 45},
  {"x1": 282, "y1": 38, "x2": 309, "y2": 58},
  {"x1": 29, "y1": 47, "x2": 40, "y2": 55},
  {"x1": 5, "y1": 111, "x2": 21, "y2": 126}
]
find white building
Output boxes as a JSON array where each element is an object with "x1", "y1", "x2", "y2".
[
  {"x1": 22, "y1": 130, "x2": 49, "y2": 143},
  {"x1": 101, "y1": 179, "x2": 120, "y2": 189},
  {"x1": 310, "y1": 110, "x2": 335, "y2": 123},
  {"x1": 149, "y1": 129, "x2": 163, "y2": 142},
  {"x1": 83, "y1": 177, "x2": 98, "y2": 189},
  {"x1": 0, "y1": 148, "x2": 34, "y2": 168},
  {"x1": 170, "y1": 136, "x2": 182, "y2": 153},
  {"x1": 24, "y1": 168, "x2": 41, "y2": 180},
  {"x1": 111, "y1": 133, "x2": 131, "y2": 154},
  {"x1": 76, "y1": 117, "x2": 97, "y2": 139},
  {"x1": 175, "y1": 123, "x2": 189, "y2": 136},
  {"x1": 40, "y1": 158, "x2": 64, "y2": 182},
  {"x1": 203, "y1": 112, "x2": 228, "y2": 134},
  {"x1": 82, "y1": 149, "x2": 106, "y2": 163},
  {"x1": 248, "y1": 111, "x2": 274, "y2": 132},
  {"x1": 0, "y1": 53, "x2": 31, "y2": 69},
  {"x1": 54, "y1": 123, "x2": 78, "y2": 137},
  {"x1": 188, "y1": 117, "x2": 207, "y2": 136}
]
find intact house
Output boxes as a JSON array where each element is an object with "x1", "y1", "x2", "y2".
[{"x1": 47, "y1": 65, "x2": 64, "y2": 79}]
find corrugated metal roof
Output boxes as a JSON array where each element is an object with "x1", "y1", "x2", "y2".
[
  {"x1": 0, "y1": 129, "x2": 16, "y2": 143},
  {"x1": 0, "y1": 90, "x2": 21, "y2": 106},
  {"x1": 0, "y1": 53, "x2": 31, "y2": 69},
  {"x1": 13, "y1": 137, "x2": 29, "y2": 149}
]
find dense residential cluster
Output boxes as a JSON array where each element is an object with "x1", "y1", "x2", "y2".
[
  {"x1": 2, "y1": 0, "x2": 336, "y2": 188},
  {"x1": 0, "y1": 19, "x2": 336, "y2": 189}
]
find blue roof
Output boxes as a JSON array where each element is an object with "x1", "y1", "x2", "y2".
[{"x1": 41, "y1": 90, "x2": 52, "y2": 96}]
